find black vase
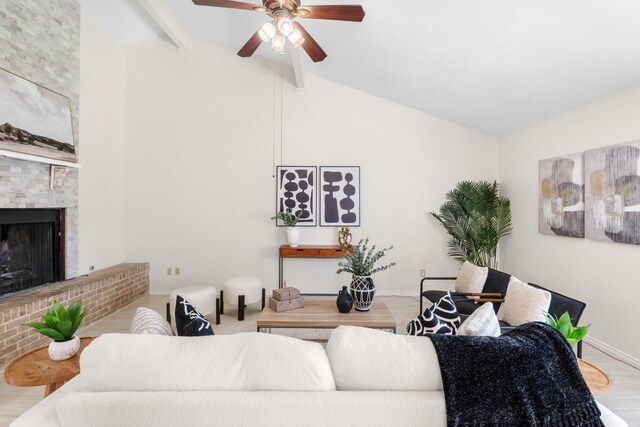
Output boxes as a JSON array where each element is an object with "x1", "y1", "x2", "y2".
[{"x1": 336, "y1": 286, "x2": 353, "y2": 313}]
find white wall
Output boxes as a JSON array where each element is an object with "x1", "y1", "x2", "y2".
[
  {"x1": 77, "y1": 15, "x2": 126, "y2": 274},
  {"x1": 499, "y1": 85, "x2": 640, "y2": 360},
  {"x1": 123, "y1": 36, "x2": 499, "y2": 295}
]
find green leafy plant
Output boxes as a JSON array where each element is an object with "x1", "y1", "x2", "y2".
[
  {"x1": 430, "y1": 180, "x2": 512, "y2": 269},
  {"x1": 337, "y1": 238, "x2": 396, "y2": 276},
  {"x1": 24, "y1": 301, "x2": 87, "y2": 342},
  {"x1": 272, "y1": 209, "x2": 302, "y2": 227},
  {"x1": 545, "y1": 312, "x2": 589, "y2": 348}
]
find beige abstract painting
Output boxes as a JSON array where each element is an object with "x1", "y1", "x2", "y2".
[
  {"x1": 538, "y1": 152, "x2": 585, "y2": 238},
  {"x1": 585, "y1": 141, "x2": 640, "y2": 245}
]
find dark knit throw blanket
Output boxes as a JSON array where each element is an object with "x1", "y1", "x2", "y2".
[{"x1": 428, "y1": 322, "x2": 603, "y2": 427}]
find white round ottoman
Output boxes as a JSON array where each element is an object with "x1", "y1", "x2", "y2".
[
  {"x1": 221, "y1": 277, "x2": 265, "y2": 321},
  {"x1": 167, "y1": 285, "x2": 220, "y2": 329}
]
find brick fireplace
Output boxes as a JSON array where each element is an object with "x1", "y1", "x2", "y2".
[{"x1": 0, "y1": 1, "x2": 151, "y2": 370}]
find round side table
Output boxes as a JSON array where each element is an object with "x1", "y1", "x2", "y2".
[
  {"x1": 579, "y1": 358, "x2": 613, "y2": 394},
  {"x1": 3, "y1": 337, "x2": 95, "y2": 397}
]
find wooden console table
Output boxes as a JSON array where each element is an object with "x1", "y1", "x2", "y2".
[{"x1": 278, "y1": 245, "x2": 350, "y2": 289}]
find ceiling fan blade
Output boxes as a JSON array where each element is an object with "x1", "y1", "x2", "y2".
[
  {"x1": 294, "y1": 23, "x2": 327, "y2": 63},
  {"x1": 192, "y1": 0, "x2": 263, "y2": 11},
  {"x1": 298, "y1": 5, "x2": 365, "y2": 22},
  {"x1": 237, "y1": 30, "x2": 263, "y2": 57}
]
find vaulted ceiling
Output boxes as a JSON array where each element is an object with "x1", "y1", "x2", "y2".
[{"x1": 78, "y1": 0, "x2": 640, "y2": 136}]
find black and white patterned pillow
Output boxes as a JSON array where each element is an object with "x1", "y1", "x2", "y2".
[
  {"x1": 406, "y1": 291, "x2": 462, "y2": 336},
  {"x1": 406, "y1": 306, "x2": 453, "y2": 336},
  {"x1": 175, "y1": 295, "x2": 214, "y2": 337},
  {"x1": 432, "y1": 291, "x2": 462, "y2": 333}
]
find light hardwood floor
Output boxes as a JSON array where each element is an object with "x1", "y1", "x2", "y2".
[{"x1": 1, "y1": 294, "x2": 639, "y2": 426}]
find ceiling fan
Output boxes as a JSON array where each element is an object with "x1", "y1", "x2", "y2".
[{"x1": 192, "y1": 0, "x2": 365, "y2": 62}]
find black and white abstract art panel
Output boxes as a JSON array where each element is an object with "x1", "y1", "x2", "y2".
[
  {"x1": 276, "y1": 166, "x2": 317, "y2": 227},
  {"x1": 538, "y1": 152, "x2": 585, "y2": 238},
  {"x1": 320, "y1": 166, "x2": 360, "y2": 227},
  {"x1": 585, "y1": 141, "x2": 640, "y2": 245}
]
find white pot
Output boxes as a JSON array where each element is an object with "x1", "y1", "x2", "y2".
[
  {"x1": 48, "y1": 335, "x2": 80, "y2": 361},
  {"x1": 287, "y1": 227, "x2": 301, "y2": 247}
]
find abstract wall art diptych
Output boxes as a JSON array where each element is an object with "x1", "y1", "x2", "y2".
[
  {"x1": 319, "y1": 166, "x2": 360, "y2": 227},
  {"x1": 584, "y1": 141, "x2": 640, "y2": 245},
  {"x1": 275, "y1": 166, "x2": 317, "y2": 227},
  {"x1": 538, "y1": 152, "x2": 585, "y2": 238}
]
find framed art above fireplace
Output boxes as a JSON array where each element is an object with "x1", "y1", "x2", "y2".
[{"x1": 0, "y1": 68, "x2": 76, "y2": 163}]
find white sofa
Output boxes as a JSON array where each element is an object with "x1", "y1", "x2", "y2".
[{"x1": 11, "y1": 326, "x2": 627, "y2": 427}]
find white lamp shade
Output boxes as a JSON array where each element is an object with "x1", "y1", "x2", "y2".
[
  {"x1": 287, "y1": 28, "x2": 305, "y2": 48},
  {"x1": 272, "y1": 33, "x2": 285, "y2": 54},
  {"x1": 258, "y1": 22, "x2": 276, "y2": 42},
  {"x1": 277, "y1": 17, "x2": 294, "y2": 37}
]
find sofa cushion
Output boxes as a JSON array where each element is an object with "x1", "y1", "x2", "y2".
[
  {"x1": 406, "y1": 305, "x2": 452, "y2": 336},
  {"x1": 530, "y1": 283, "x2": 586, "y2": 323},
  {"x1": 457, "y1": 302, "x2": 501, "y2": 337},
  {"x1": 498, "y1": 277, "x2": 551, "y2": 326},
  {"x1": 130, "y1": 307, "x2": 174, "y2": 336},
  {"x1": 482, "y1": 268, "x2": 511, "y2": 296},
  {"x1": 432, "y1": 291, "x2": 461, "y2": 333},
  {"x1": 56, "y1": 391, "x2": 448, "y2": 427},
  {"x1": 326, "y1": 326, "x2": 443, "y2": 391},
  {"x1": 79, "y1": 333, "x2": 336, "y2": 392},
  {"x1": 174, "y1": 295, "x2": 214, "y2": 337},
  {"x1": 455, "y1": 261, "x2": 488, "y2": 294}
]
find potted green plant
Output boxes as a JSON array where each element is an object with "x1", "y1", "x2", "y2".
[
  {"x1": 431, "y1": 180, "x2": 512, "y2": 268},
  {"x1": 337, "y1": 238, "x2": 396, "y2": 311},
  {"x1": 273, "y1": 209, "x2": 302, "y2": 247},
  {"x1": 545, "y1": 311, "x2": 589, "y2": 349},
  {"x1": 24, "y1": 301, "x2": 87, "y2": 361}
]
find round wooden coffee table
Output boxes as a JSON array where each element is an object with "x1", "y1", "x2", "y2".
[
  {"x1": 3, "y1": 337, "x2": 95, "y2": 396},
  {"x1": 579, "y1": 358, "x2": 613, "y2": 394}
]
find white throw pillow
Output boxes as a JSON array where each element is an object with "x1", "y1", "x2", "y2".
[
  {"x1": 130, "y1": 307, "x2": 174, "y2": 336},
  {"x1": 497, "y1": 277, "x2": 551, "y2": 326},
  {"x1": 457, "y1": 302, "x2": 501, "y2": 337},
  {"x1": 455, "y1": 261, "x2": 489, "y2": 294}
]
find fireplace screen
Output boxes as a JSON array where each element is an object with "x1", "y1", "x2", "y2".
[{"x1": 0, "y1": 209, "x2": 61, "y2": 295}]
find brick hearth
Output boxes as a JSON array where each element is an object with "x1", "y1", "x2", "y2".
[{"x1": 0, "y1": 263, "x2": 149, "y2": 368}]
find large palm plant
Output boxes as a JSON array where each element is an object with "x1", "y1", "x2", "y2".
[{"x1": 430, "y1": 180, "x2": 512, "y2": 269}]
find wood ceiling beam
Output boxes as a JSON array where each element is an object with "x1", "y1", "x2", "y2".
[
  {"x1": 290, "y1": 46, "x2": 306, "y2": 91},
  {"x1": 137, "y1": 0, "x2": 192, "y2": 51}
]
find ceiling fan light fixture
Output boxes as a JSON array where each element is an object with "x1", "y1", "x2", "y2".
[
  {"x1": 272, "y1": 33, "x2": 285, "y2": 54},
  {"x1": 287, "y1": 28, "x2": 304, "y2": 48},
  {"x1": 277, "y1": 17, "x2": 294, "y2": 37},
  {"x1": 258, "y1": 22, "x2": 276, "y2": 42}
]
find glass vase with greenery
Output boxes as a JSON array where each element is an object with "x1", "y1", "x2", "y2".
[{"x1": 430, "y1": 180, "x2": 512, "y2": 269}]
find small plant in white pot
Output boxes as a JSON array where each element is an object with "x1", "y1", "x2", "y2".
[
  {"x1": 24, "y1": 301, "x2": 87, "y2": 361},
  {"x1": 273, "y1": 209, "x2": 303, "y2": 247},
  {"x1": 337, "y1": 238, "x2": 396, "y2": 311}
]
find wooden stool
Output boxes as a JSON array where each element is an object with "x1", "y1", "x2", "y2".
[
  {"x1": 167, "y1": 285, "x2": 220, "y2": 328},
  {"x1": 221, "y1": 277, "x2": 265, "y2": 321}
]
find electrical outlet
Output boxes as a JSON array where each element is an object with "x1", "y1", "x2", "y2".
[
  {"x1": 420, "y1": 269, "x2": 426, "y2": 277},
  {"x1": 175, "y1": 267, "x2": 180, "y2": 276},
  {"x1": 167, "y1": 267, "x2": 172, "y2": 275}
]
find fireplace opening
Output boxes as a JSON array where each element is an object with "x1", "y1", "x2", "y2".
[{"x1": 0, "y1": 209, "x2": 62, "y2": 296}]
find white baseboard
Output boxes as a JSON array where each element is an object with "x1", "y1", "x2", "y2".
[
  {"x1": 149, "y1": 289, "x2": 418, "y2": 297},
  {"x1": 375, "y1": 290, "x2": 419, "y2": 297},
  {"x1": 584, "y1": 335, "x2": 640, "y2": 370}
]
